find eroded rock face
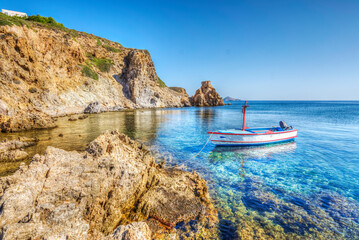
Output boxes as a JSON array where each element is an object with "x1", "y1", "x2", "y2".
[
  {"x1": 191, "y1": 81, "x2": 225, "y2": 107},
  {"x1": 0, "y1": 25, "x2": 190, "y2": 132},
  {"x1": 0, "y1": 130, "x2": 218, "y2": 239},
  {"x1": 169, "y1": 87, "x2": 191, "y2": 107}
]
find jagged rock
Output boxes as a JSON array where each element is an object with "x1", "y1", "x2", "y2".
[
  {"x1": 0, "y1": 138, "x2": 36, "y2": 162},
  {"x1": 169, "y1": 87, "x2": 191, "y2": 107},
  {"x1": 0, "y1": 130, "x2": 218, "y2": 239},
  {"x1": 191, "y1": 81, "x2": 225, "y2": 107},
  {"x1": 111, "y1": 222, "x2": 151, "y2": 240},
  {"x1": 84, "y1": 102, "x2": 105, "y2": 114},
  {"x1": 117, "y1": 50, "x2": 190, "y2": 108},
  {"x1": 0, "y1": 24, "x2": 191, "y2": 132},
  {"x1": 0, "y1": 111, "x2": 57, "y2": 133}
]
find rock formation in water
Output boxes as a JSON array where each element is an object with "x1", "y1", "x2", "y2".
[
  {"x1": 0, "y1": 130, "x2": 218, "y2": 239},
  {"x1": 0, "y1": 15, "x2": 190, "y2": 132},
  {"x1": 0, "y1": 137, "x2": 37, "y2": 162},
  {"x1": 191, "y1": 81, "x2": 225, "y2": 107}
]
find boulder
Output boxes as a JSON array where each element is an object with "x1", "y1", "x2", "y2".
[
  {"x1": 0, "y1": 131, "x2": 218, "y2": 239},
  {"x1": 191, "y1": 81, "x2": 225, "y2": 107},
  {"x1": 84, "y1": 102, "x2": 105, "y2": 114}
]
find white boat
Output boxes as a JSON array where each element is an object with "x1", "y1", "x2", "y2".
[{"x1": 208, "y1": 101, "x2": 298, "y2": 146}]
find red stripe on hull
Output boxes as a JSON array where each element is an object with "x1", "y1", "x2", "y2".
[
  {"x1": 208, "y1": 129, "x2": 297, "y2": 136},
  {"x1": 211, "y1": 136, "x2": 297, "y2": 144}
]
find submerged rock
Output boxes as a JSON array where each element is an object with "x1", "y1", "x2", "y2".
[
  {"x1": 0, "y1": 130, "x2": 218, "y2": 239},
  {"x1": 191, "y1": 81, "x2": 225, "y2": 107}
]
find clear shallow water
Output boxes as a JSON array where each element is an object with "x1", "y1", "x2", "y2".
[{"x1": 1, "y1": 101, "x2": 359, "y2": 239}]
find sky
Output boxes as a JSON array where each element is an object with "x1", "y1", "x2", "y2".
[{"x1": 2, "y1": 0, "x2": 359, "y2": 100}]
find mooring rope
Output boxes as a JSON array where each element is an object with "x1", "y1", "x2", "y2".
[{"x1": 192, "y1": 131, "x2": 214, "y2": 158}]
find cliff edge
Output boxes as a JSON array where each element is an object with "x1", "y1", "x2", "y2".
[{"x1": 0, "y1": 14, "x2": 189, "y2": 132}]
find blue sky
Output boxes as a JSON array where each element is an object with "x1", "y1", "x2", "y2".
[{"x1": 2, "y1": 0, "x2": 359, "y2": 100}]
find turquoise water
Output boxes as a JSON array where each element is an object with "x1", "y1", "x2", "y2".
[
  {"x1": 149, "y1": 101, "x2": 359, "y2": 239},
  {"x1": 2, "y1": 101, "x2": 359, "y2": 238}
]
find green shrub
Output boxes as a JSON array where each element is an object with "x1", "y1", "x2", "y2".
[
  {"x1": 103, "y1": 44, "x2": 120, "y2": 53},
  {"x1": 26, "y1": 15, "x2": 64, "y2": 28},
  {"x1": 96, "y1": 38, "x2": 102, "y2": 46},
  {"x1": 0, "y1": 13, "x2": 26, "y2": 26},
  {"x1": 87, "y1": 55, "x2": 113, "y2": 72},
  {"x1": 157, "y1": 77, "x2": 167, "y2": 88},
  {"x1": 0, "y1": 19, "x2": 13, "y2": 26},
  {"x1": 81, "y1": 65, "x2": 98, "y2": 80}
]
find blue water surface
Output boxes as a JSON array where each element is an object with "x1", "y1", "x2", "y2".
[
  {"x1": 149, "y1": 101, "x2": 359, "y2": 239},
  {"x1": 2, "y1": 101, "x2": 359, "y2": 239}
]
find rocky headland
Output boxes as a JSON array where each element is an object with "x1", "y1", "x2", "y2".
[
  {"x1": 191, "y1": 81, "x2": 225, "y2": 107},
  {"x1": 0, "y1": 14, "x2": 194, "y2": 132},
  {"x1": 0, "y1": 130, "x2": 219, "y2": 239}
]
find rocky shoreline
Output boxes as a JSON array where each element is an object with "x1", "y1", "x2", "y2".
[
  {"x1": 0, "y1": 21, "x2": 225, "y2": 133},
  {"x1": 0, "y1": 130, "x2": 219, "y2": 239},
  {"x1": 0, "y1": 137, "x2": 37, "y2": 162}
]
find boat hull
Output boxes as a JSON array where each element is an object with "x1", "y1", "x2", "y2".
[{"x1": 208, "y1": 129, "x2": 298, "y2": 146}]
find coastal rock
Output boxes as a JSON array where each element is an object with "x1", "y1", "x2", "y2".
[
  {"x1": 68, "y1": 116, "x2": 78, "y2": 121},
  {"x1": 0, "y1": 130, "x2": 218, "y2": 239},
  {"x1": 78, "y1": 115, "x2": 88, "y2": 120},
  {"x1": 0, "y1": 24, "x2": 191, "y2": 132},
  {"x1": 169, "y1": 87, "x2": 191, "y2": 107},
  {"x1": 0, "y1": 111, "x2": 57, "y2": 133},
  {"x1": 111, "y1": 222, "x2": 151, "y2": 240},
  {"x1": 84, "y1": 102, "x2": 105, "y2": 114},
  {"x1": 191, "y1": 81, "x2": 225, "y2": 107},
  {"x1": 0, "y1": 138, "x2": 36, "y2": 162}
]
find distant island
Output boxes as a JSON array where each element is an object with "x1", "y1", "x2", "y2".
[{"x1": 223, "y1": 96, "x2": 241, "y2": 101}]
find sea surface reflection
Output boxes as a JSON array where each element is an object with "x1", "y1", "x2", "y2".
[{"x1": 1, "y1": 101, "x2": 359, "y2": 239}]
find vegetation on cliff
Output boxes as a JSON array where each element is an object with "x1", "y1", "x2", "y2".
[
  {"x1": 81, "y1": 65, "x2": 99, "y2": 80},
  {"x1": 157, "y1": 77, "x2": 167, "y2": 88},
  {"x1": 0, "y1": 14, "x2": 191, "y2": 132}
]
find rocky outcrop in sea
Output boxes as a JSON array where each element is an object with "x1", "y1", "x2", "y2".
[
  {"x1": 191, "y1": 81, "x2": 225, "y2": 107},
  {"x1": 0, "y1": 130, "x2": 219, "y2": 239}
]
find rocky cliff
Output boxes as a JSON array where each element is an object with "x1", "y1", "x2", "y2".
[
  {"x1": 0, "y1": 130, "x2": 218, "y2": 239},
  {"x1": 0, "y1": 17, "x2": 189, "y2": 132},
  {"x1": 191, "y1": 81, "x2": 225, "y2": 107}
]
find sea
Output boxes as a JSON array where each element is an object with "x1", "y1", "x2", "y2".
[{"x1": 2, "y1": 101, "x2": 359, "y2": 239}]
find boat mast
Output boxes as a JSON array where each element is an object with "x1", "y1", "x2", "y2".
[{"x1": 242, "y1": 101, "x2": 249, "y2": 131}]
